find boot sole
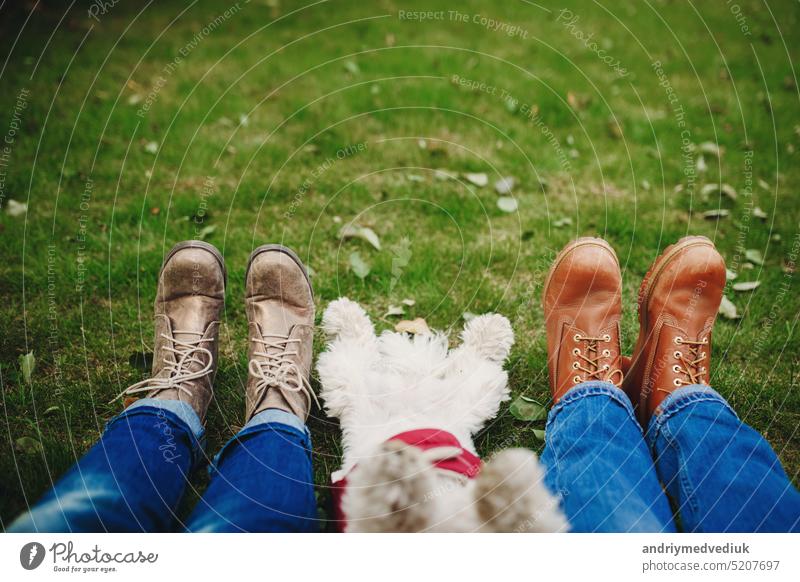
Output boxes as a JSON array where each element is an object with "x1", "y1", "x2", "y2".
[
  {"x1": 246, "y1": 243, "x2": 314, "y2": 299},
  {"x1": 542, "y1": 236, "x2": 620, "y2": 309},
  {"x1": 161, "y1": 240, "x2": 227, "y2": 284}
]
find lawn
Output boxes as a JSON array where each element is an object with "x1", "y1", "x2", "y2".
[{"x1": 1, "y1": 0, "x2": 799, "y2": 529}]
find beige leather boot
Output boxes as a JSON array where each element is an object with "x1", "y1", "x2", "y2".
[
  {"x1": 245, "y1": 245, "x2": 317, "y2": 422},
  {"x1": 118, "y1": 241, "x2": 225, "y2": 422}
]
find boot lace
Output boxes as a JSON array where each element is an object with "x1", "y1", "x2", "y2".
[
  {"x1": 249, "y1": 332, "x2": 319, "y2": 412},
  {"x1": 669, "y1": 336, "x2": 708, "y2": 388},
  {"x1": 113, "y1": 331, "x2": 213, "y2": 402},
  {"x1": 571, "y1": 333, "x2": 623, "y2": 386}
]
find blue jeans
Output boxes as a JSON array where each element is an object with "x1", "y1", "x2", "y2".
[
  {"x1": 8, "y1": 400, "x2": 317, "y2": 532},
  {"x1": 542, "y1": 382, "x2": 800, "y2": 532}
]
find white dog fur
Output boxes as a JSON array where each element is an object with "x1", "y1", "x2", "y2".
[{"x1": 317, "y1": 298, "x2": 568, "y2": 532}]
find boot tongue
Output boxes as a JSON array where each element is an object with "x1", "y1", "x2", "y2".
[{"x1": 168, "y1": 296, "x2": 212, "y2": 343}]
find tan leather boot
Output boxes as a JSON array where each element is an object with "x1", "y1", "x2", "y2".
[
  {"x1": 543, "y1": 238, "x2": 624, "y2": 402},
  {"x1": 245, "y1": 245, "x2": 317, "y2": 422},
  {"x1": 118, "y1": 241, "x2": 226, "y2": 421},
  {"x1": 622, "y1": 236, "x2": 726, "y2": 424}
]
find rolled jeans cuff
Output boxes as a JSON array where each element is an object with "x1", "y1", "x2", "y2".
[
  {"x1": 110, "y1": 398, "x2": 207, "y2": 466},
  {"x1": 208, "y1": 408, "x2": 311, "y2": 476},
  {"x1": 646, "y1": 384, "x2": 735, "y2": 449},
  {"x1": 547, "y1": 381, "x2": 639, "y2": 431}
]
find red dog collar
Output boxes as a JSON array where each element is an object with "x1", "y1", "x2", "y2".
[{"x1": 330, "y1": 429, "x2": 482, "y2": 531}]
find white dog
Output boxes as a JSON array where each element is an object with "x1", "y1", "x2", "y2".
[{"x1": 317, "y1": 298, "x2": 568, "y2": 532}]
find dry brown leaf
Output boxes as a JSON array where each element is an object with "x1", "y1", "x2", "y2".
[{"x1": 395, "y1": 318, "x2": 431, "y2": 335}]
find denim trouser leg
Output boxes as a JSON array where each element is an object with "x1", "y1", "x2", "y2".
[
  {"x1": 647, "y1": 385, "x2": 800, "y2": 532},
  {"x1": 185, "y1": 409, "x2": 317, "y2": 532},
  {"x1": 541, "y1": 382, "x2": 675, "y2": 532},
  {"x1": 8, "y1": 399, "x2": 204, "y2": 532}
]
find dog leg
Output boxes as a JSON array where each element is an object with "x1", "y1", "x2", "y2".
[
  {"x1": 342, "y1": 440, "x2": 437, "y2": 532},
  {"x1": 474, "y1": 448, "x2": 569, "y2": 532},
  {"x1": 318, "y1": 298, "x2": 379, "y2": 419}
]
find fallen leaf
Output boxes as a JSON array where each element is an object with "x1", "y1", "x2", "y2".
[
  {"x1": 703, "y1": 209, "x2": 729, "y2": 220},
  {"x1": 339, "y1": 224, "x2": 381, "y2": 250},
  {"x1": 553, "y1": 217, "x2": 572, "y2": 228},
  {"x1": 497, "y1": 197, "x2": 518, "y2": 213},
  {"x1": 532, "y1": 428, "x2": 546, "y2": 442},
  {"x1": 464, "y1": 172, "x2": 488, "y2": 187},
  {"x1": 462, "y1": 311, "x2": 477, "y2": 322},
  {"x1": 726, "y1": 269, "x2": 737, "y2": 281},
  {"x1": 343, "y1": 59, "x2": 360, "y2": 75},
  {"x1": 733, "y1": 281, "x2": 760, "y2": 292},
  {"x1": 5, "y1": 199, "x2": 27, "y2": 217},
  {"x1": 772, "y1": 233, "x2": 782, "y2": 243},
  {"x1": 494, "y1": 176, "x2": 516, "y2": 194},
  {"x1": 696, "y1": 155, "x2": 708, "y2": 173},
  {"x1": 567, "y1": 91, "x2": 589, "y2": 110},
  {"x1": 417, "y1": 139, "x2": 427, "y2": 149},
  {"x1": 15, "y1": 436, "x2": 42, "y2": 455},
  {"x1": 127, "y1": 93, "x2": 142, "y2": 105},
  {"x1": 509, "y1": 396, "x2": 547, "y2": 421},
  {"x1": 395, "y1": 318, "x2": 431, "y2": 335},
  {"x1": 719, "y1": 295, "x2": 740, "y2": 320},
  {"x1": 407, "y1": 174, "x2": 425, "y2": 182},
  {"x1": 385, "y1": 304, "x2": 405, "y2": 317},
  {"x1": 745, "y1": 249, "x2": 764, "y2": 265},
  {"x1": 752, "y1": 206, "x2": 768, "y2": 220},
  {"x1": 19, "y1": 351, "x2": 35, "y2": 384},
  {"x1": 698, "y1": 141, "x2": 722, "y2": 157},
  {"x1": 401, "y1": 298, "x2": 416, "y2": 306},
  {"x1": 196, "y1": 224, "x2": 216, "y2": 240},
  {"x1": 150, "y1": 207, "x2": 160, "y2": 215},
  {"x1": 757, "y1": 179, "x2": 770, "y2": 190},
  {"x1": 607, "y1": 120, "x2": 623, "y2": 139},
  {"x1": 348, "y1": 251, "x2": 370, "y2": 279},
  {"x1": 144, "y1": 141, "x2": 159, "y2": 154},
  {"x1": 701, "y1": 183, "x2": 737, "y2": 200},
  {"x1": 434, "y1": 169, "x2": 458, "y2": 181}
]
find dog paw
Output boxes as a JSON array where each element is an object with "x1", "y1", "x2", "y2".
[
  {"x1": 475, "y1": 448, "x2": 569, "y2": 532},
  {"x1": 322, "y1": 297, "x2": 375, "y2": 341},
  {"x1": 460, "y1": 313, "x2": 514, "y2": 363},
  {"x1": 342, "y1": 440, "x2": 436, "y2": 532}
]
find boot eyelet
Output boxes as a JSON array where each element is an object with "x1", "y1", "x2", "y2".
[
  {"x1": 603, "y1": 334, "x2": 611, "y2": 342},
  {"x1": 674, "y1": 350, "x2": 682, "y2": 359},
  {"x1": 602, "y1": 364, "x2": 610, "y2": 370},
  {"x1": 674, "y1": 336, "x2": 683, "y2": 345},
  {"x1": 672, "y1": 365, "x2": 681, "y2": 373},
  {"x1": 673, "y1": 379, "x2": 681, "y2": 386},
  {"x1": 572, "y1": 348, "x2": 580, "y2": 355},
  {"x1": 602, "y1": 349, "x2": 611, "y2": 357},
  {"x1": 573, "y1": 334, "x2": 582, "y2": 341},
  {"x1": 573, "y1": 376, "x2": 581, "y2": 384},
  {"x1": 572, "y1": 362, "x2": 579, "y2": 369}
]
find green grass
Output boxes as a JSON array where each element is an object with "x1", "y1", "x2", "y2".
[{"x1": 1, "y1": 0, "x2": 799, "y2": 529}]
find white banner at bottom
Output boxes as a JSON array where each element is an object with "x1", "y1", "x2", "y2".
[{"x1": 1, "y1": 533, "x2": 797, "y2": 581}]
